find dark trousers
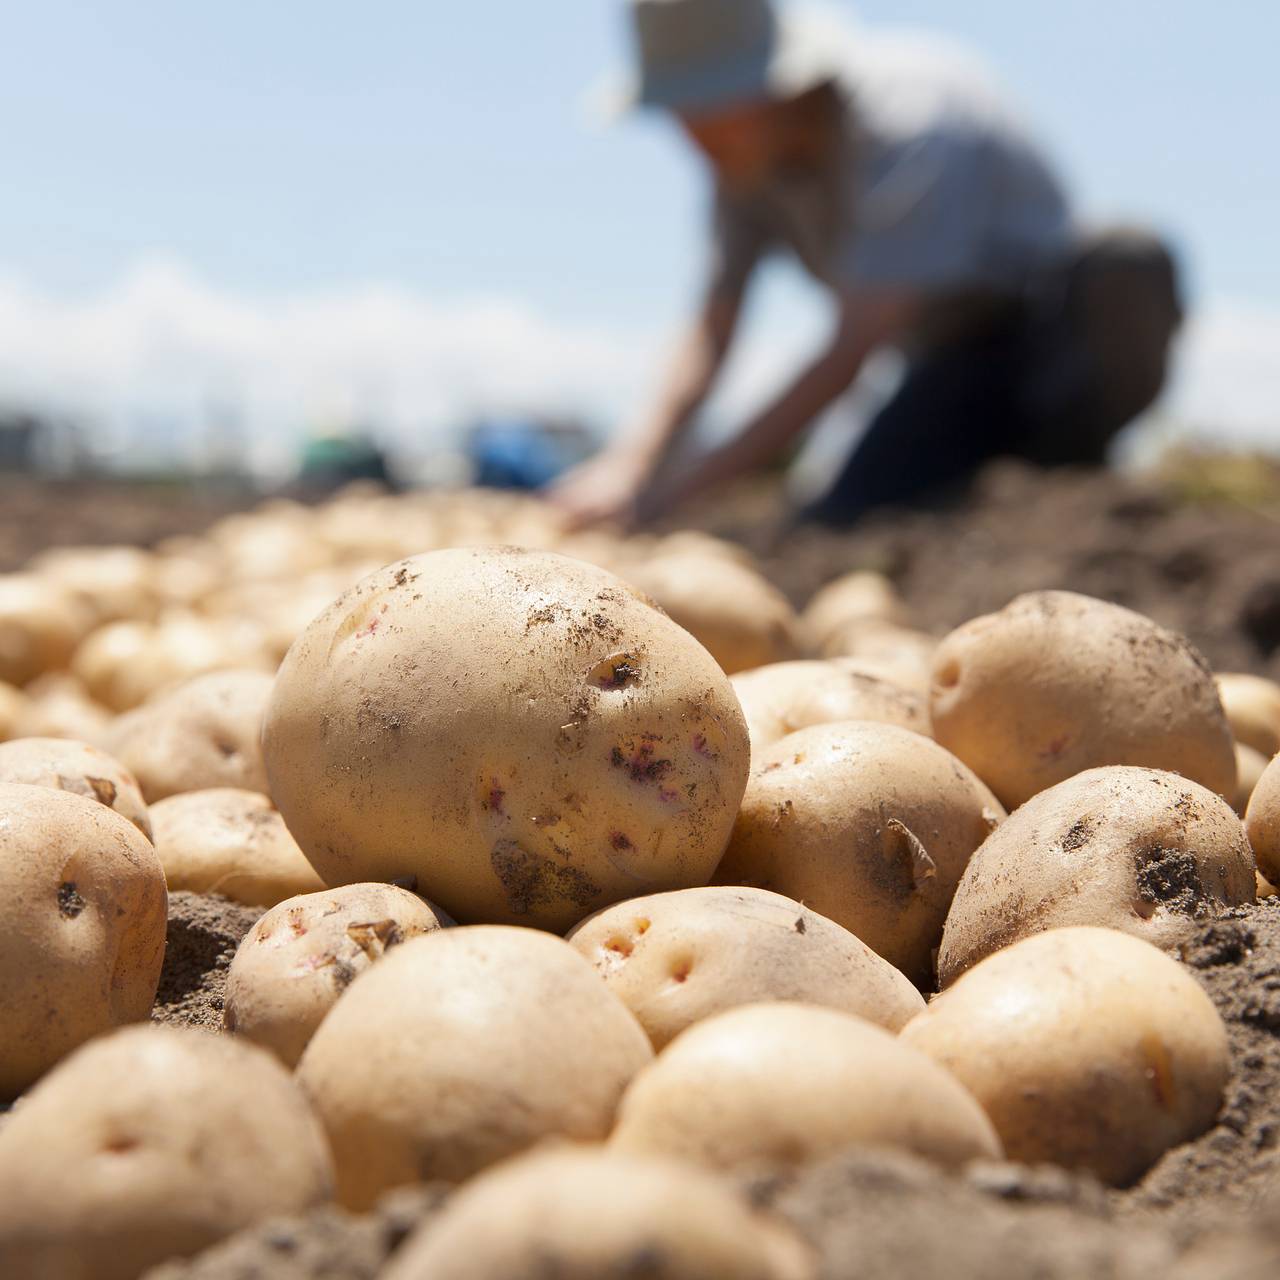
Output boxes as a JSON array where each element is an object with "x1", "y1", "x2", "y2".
[{"x1": 807, "y1": 228, "x2": 1183, "y2": 526}]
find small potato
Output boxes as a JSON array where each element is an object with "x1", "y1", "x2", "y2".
[
  {"x1": 1234, "y1": 742, "x2": 1270, "y2": 817},
  {"x1": 0, "y1": 737, "x2": 151, "y2": 838},
  {"x1": 1216, "y1": 673, "x2": 1280, "y2": 758},
  {"x1": 715, "y1": 722, "x2": 1004, "y2": 986},
  {"x1": 930, "y1": 591, "x2": 1236, "y2": 809},
  {"x1": 11, "y1": 673, "x2": 113, "y2": 746},
  {"x1": 32, "y1": 545, "x2": 159, "y2": 627},
  {"x1": 224, "y1": 883, "x2": 448, "y2": 1067},
  {"x1": 149, "y1": 788, "x2": 324, "y2": 907},
  {"x1": 938, "y1": 767, "x2": 1255, "y2": 986},
  {"x1": 264, "y1": 549, "x2": 750, "y2": 932},
  {"x1": 0, "y1": 783, "x2": 167, "y2": 1097},
  {"x1": 624, "y1": 553, "x2": 803, "y2": 675},
  {"x1": 0, "y1": 1025, "x2": 333, "y2": 1280},
  {"x1": 801, "y1": 570, "x2": 908, "y2": 652},
  {"x1": 0, "y1": 680, "x2": 29, "y2": 741},
  {"x1": 297, "y1": 925, "x2": 652, "y2": 1209},
  {"x1": 731, "y1": 660, "x2": 929, "y2": 756},
  {"x1": 0, "y1": 573, "x2": 92, "y2": 686},
  {"x1": 901, "y1": 927, "x2": 1230, "y2": 1186},
  {"x1": 610, "y1": 1002, "x2": 1001, "y2": 1172},
  {"x1": 817, "y1": 620, "x2": 938, "y2": 682},
  {"x1": 567, "y1": 886, "x2": 923, "y2": 1049},
  {"x1": 382, "y1": 1145, "x2": 815, "y2": 1280},
  {"x1": 107, "y1": 669, "x2": 275, "y2": 801},
  {"x1": 1245, "y1": 753, "x2": 1280, "y2": 885}
]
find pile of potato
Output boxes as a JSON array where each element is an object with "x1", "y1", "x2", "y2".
[{"x1": 1, "y1": 485, "x2": 1279, "y2": 1278}]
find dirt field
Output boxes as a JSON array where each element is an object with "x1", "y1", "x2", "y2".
[{"x1": 7, "y1": 461, "x2": 1280, "y2": 1277}]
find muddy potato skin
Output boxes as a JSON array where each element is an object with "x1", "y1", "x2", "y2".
[
  {"x1": 382, "y1": 1145, "x2": 815, "y2": 1280},
  {"x1": 567, "y1": 886, "x2": 923, "y2": 1049},
  {"x1": 1216, "y1": 673, "x2": 1280, "y2": 758},
  {"x1": 731, "y1": 660, "x2": 929, "y2": 756},
  {"x1": 623, "y1": 553, "x2": 803, "y2": 675},
  {"x1": 0, "y1": 782, "x2": 167, "y2": 1098},
  {"x1": 296, "y1": 925, "x2": 653, "y2": 1209},
  {"x1": 149, "y1": 787, "x2": 325, "y2": 907},
  {"x1": 264, "y1": 549, "x2": 750, "y2": 932},
  {"x1": 0, "y1": 737, "x2": 151, "y2": 838},
  {"x1": 902, "y1": 927, "x2": 1230, "y2": 1186},
  {"x1": 0, "y1": 1025, "x2": 333, "y2": 1280},
  {"x1": 107, "y1": 669, "x2": 274, "y2": 802},
  {"x1": 715, "y1": 722, "x2": 1004, "y2": 986},
  {"x1": 610, "y1": 1002, "x2": 1001, "y2": 1172},
  {"x1": 1245, "y1": 753, "x2": 1280, "y2": 885},
  {"x1": 930, "y1": 591, "x2": 1236, "y2": 809},
  {"x1": 224, "y1": 883, "x2": 448, "y2": 1067},
  {"x1": 938, "y1": 767, "x2": 1256, "y2": 987}
]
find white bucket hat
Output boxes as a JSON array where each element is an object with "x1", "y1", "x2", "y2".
[{"x1": 596, "y1": 0, "x2": 847, "y2": 119}]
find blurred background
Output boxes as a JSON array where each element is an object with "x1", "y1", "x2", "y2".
[{"x1": 1, "y1": 0, "x2": 1277, "y2": 488}]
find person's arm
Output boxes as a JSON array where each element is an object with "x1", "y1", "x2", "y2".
[
  {"x1": 640, "y1": 289, "x2": 917, "y2": 520},
  {"x1": 547, "y1": 281, "x2": 745, "y2": 528}
]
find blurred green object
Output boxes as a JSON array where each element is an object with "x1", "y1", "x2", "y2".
[{"x1": 298, "y1": 432, "x2": 392, "y2": 492}]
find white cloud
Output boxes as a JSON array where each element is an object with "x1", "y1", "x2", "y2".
[{"x1": 0, "y1": 256, "x2": 1276, "y2": 478}]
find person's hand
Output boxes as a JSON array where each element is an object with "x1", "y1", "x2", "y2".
[{"x1": 545, "y1": 448, "x2": 654, "y2": 531}]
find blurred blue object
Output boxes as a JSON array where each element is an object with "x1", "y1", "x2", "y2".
[{"x1": 467, "y1": 417, "x2": 594, "y2": 490}]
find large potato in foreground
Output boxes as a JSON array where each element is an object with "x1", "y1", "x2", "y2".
[
  {"x1": 297, "y1": 925, "x2": 653, "y2": 1209},
  {"x1": 938, "y1": 767, "x2": 1255, "y2": 986},
  {"x1": 224, "y1": 882, "x2": 448, "y2": 1067},
  {"x1": 107, "y1": 669, "x2": 274, "y2": 801},
  {"x1": 383, "y1": 1146, "x2": 814, "y2": 1280},
  {"x1": 611, "y1": 1002, "x2": 1001, "y2": 1172},
  {"x1": 902, "y1": 927, "x2": 1229, "y2": 1186},
  {"x1": 623, "y1": 553, "x2": 803, "y2": 675},
  {"x1": 149, "y1": 788, "x2": 325, "y2": 907},
  {"x1": 0, "y1": 783, "x2": 167, "y2": 1098},
  {"x1": 1245, "y1": 753, "x2": 1280, "y2": 885},
  {"x1": 715, "y1": 722, "x2": 1004, "y2": 985},
  {"x1": 929, "y1": 591, "x2": 1236, "y2": 809},
  {"x1": 0, "y1": 1026, "x2": 333, "y2": 1279},
  {"x1": 567, "y1": 886, "x2": 923, "y2": 1049},
  {"x1": 731, "y1": 660, "x2": 928, "y2": 756},
  {"x1": 0, "y1": 737, "x2": 151, "y2": 838},
  {"x1": 264, "y1": 549, "x2": 750, "y2": 931}
]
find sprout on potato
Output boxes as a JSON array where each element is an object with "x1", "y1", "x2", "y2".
[
  {"x1": 929, "y1": 591, "x2": 1236, "y2": 808},
  {"x1": 0, "y1": 1025, "x2": 333, "y2": 1279},
  {"x1": 902, "y1": 926, "x2": 1230, "y2": 1186},
  {"x1": 224, "y1": 882, "x2": 448, "y2": 1066},
  {"x1": 938, "y1": 766, "x2": 1256, "y2": 987},
  {"x1": 296, "y1": 925, "x2": 653, "y2": 1209},
  {"x1": 0, "y1": 782, "x2": 167, "y2": 1098},
  {"x1": 610, "y1": 1002, "x2": 1001, "y2": 1172},
  {"x1": 567, "y1": 885, "x2": 923, "y2": 1049}
]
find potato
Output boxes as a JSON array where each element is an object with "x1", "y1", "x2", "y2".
[
  {"x1": 929, "y1": 591, "x2": 1236, "y2": 809},
  {"x1": 1234, "y1": 742, "x2": 1271, "y2": 817},
  {"x1": 1216, "y1": 673, "x2": 1280, "y2": 758},
  {"x1": 0, "y1": 679, "x2": 28, "y2": 741},
  {"x1": 0, "y1": 782, "x2": 167, "y2": 1097},
  {"x1": 107, "y1": 669, "x2": 274, "y2": 801},
  {"x1": 818, "y1": 620, "x2": 938, "y2": 680},
  {"x1": 148, "y1": 788, "x2": 324, "y2": 907},
  {"x1": 11, "y1": 673, "x2": 113, "y2": 746},
  {"x1": 382, "y1": 1145, "x2": 814, "y2": 1280},
  {"x1": 264, "y1": 549, "x2": 750, "y2": 932},
  {"x1": 623, "y1": 553, "x2": 803, "y2": 675},
  {"x1": 715, "y1": 722, "x2": 1004, "y2": 985},
  {"x1": 0, "y1": 737, "x2": 151, "y2": 838},
  {"x1": 730, "y1": 660, "x2": 929, "y2": 756},
  {"x1": 610, "y1": 1002, "x2": 1001, "y2": 1172},
  {"x1": 296, "y1": 925, "x2": 652, "y2": 1209},
  {"x1": 901, "y1": 927, "x2": 1230, "y2": 1185},
  {"x1": 567, "y1": 886, "x2": 923, "y2": 1049},
  {"x1": 0, "y1": 573, "x2": 91, "y2": 686},
  {"x1": 32, "y1": 545, "x2": 159, "y2": 626},
  {"x1": 801, "y1": 570, "x2": 908, "y2": 652},
  {"x1": 0, "y1": 1025, "x2": 333, "y2": 1279},
  {"x1": 1245, "y1": 753, "x2": 1280, "y2": 885},
  {"x1": 224, "y1": 882, "x2": 448, "y2": 1067},
  {"x1": 938, "y1": 767, "x2": 1255, "y2": 986}
]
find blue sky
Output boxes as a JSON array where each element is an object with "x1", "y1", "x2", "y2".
[{"x1": 1, "y1": 1, "x2": 1277, "y2": 465}]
